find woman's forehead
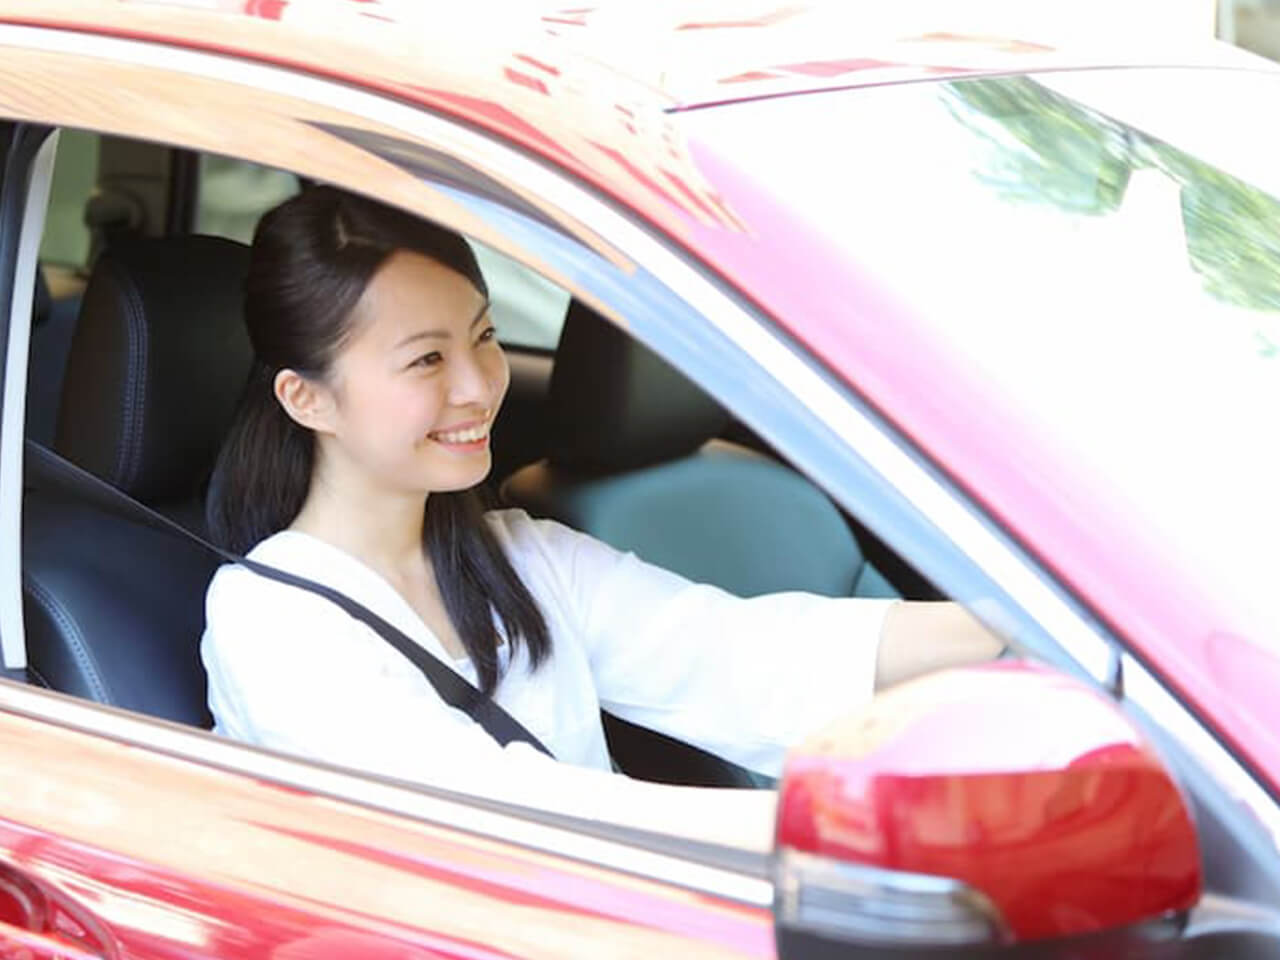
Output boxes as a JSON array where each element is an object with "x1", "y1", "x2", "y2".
[{"x1": 353, "y1": 250, "x2": 486, "y2": 346}]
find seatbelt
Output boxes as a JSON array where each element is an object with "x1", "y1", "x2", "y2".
[{"x1": 25, "y1": 440, "x2": 553, "y2": 758}]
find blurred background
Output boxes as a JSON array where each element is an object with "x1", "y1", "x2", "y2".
[{"x1": 1221, "y1": 0, "x2": 1280, "y2": 58}]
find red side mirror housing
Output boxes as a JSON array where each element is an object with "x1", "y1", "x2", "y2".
[{"x1": 774, "y1": 662, "x2": 1201, "y2": 950}]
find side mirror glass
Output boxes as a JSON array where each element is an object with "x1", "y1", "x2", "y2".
[{"x1": 774, "y1": 662, "x2": 1200, "y2": 955}]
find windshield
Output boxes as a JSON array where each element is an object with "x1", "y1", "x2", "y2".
[{"x1": 684, "y1": 70, "x2": 1280, "y2": 641}]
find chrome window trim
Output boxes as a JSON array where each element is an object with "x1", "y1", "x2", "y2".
[
  {"x1": 1123, "y1": 654, "x2": 1280, "y2": 852},
  {"x1": 0, "y1": 129, "x2": 57, "y2": 670},
  {"x1": 0, "y1": 23, "x2": 1274, "y2": 893}
]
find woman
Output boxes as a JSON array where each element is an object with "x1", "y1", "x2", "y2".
[{"x1": 201, "y1": 187, "x2": 1002, "y2": 848}]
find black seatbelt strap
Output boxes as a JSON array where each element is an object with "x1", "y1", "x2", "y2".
[{"x1": 25, "y1": 440, "x2": 553, "y2": 757}]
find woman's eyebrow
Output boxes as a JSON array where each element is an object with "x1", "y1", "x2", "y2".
[{"x1": 392, "y1": 300, "x2": 491, "y2": 349}]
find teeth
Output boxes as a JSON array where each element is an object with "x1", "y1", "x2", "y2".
[{"x1": 432, "y1": 425, "x2": 488, "y2": 444}]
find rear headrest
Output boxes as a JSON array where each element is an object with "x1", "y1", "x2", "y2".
[
  {"x1": 545, "y1": 300, "x2": 728, "y2": 473},
  {"x1": 54, "y1": 235, "x2": 253, "y2": 503}
]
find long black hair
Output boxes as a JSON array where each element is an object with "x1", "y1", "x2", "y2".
[{"x1": 207, "y1": 186, "x2": 549, "y2": 693}]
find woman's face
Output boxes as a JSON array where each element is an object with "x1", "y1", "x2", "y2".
[{"x1": 317, "y1": 250, "x2": 509, "y2": 496}]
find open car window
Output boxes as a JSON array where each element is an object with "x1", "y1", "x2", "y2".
[
  {"x1": 17, "y1": 131, "x2": 977, "y2": 842},
  {"x1": 472, "y1": 242, "x2": 569, "y2": 350}
]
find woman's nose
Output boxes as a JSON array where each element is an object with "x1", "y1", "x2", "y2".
[{"x1": 446, "y1": 348, "x2": 498, "y2": 407}]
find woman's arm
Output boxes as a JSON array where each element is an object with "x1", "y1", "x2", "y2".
[
  {"x1": 875, "y1": 601, "x2": 1007, "y2": 690},
  {"x1": 602, "y1": 609, "x2": 1003, "y2": 851}
]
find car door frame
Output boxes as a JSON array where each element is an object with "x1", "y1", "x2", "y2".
[{"x1": 0, "y1": 119, "x2": 53, "y2": 675}]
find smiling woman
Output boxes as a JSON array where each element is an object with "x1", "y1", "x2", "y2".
[
  {"x1": 207, "y1": 187, "x2": 549, "y2": 694},
  {"x1": 197, "y1": 186, "x2": 1000, "y2": 845}
]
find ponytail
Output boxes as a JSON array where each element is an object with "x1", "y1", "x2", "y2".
[
  {"x1": 425, "y1": 490, "x2": 549, "y2": 694},
  {"x1": 206, "y1": 361, "x2": 314, "y2": 554}
]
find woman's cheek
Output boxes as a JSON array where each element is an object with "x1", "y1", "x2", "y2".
[
  {"x1": 378, "y1": 382, "x2": 439, "y2": 444},
  {"x1": 488, "y1": 348, "x2": 511, "y2": 405}
]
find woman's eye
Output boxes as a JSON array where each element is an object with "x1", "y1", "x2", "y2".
[
  {"x1": 476, "y1": 326, "x2": 498, "y2": 345},
  {"x1": 409, "y1": 351, "x2": 443, "y2": 369}
]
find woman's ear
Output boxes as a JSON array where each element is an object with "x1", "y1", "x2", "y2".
[{"x1": 274, "y1": 368, "x2": 336, "y2": 434}]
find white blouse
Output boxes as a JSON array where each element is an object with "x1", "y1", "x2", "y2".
[{"x1": 201, "y1": 509, "x2": 895, "y2": 820}]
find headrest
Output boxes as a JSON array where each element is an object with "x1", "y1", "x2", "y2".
[
  {"x1": 545, "y1": 300, "x2": 729, "y2": 473},
  {"x1": 54, "y1": 235, "x2": 253, "y2": 503}
]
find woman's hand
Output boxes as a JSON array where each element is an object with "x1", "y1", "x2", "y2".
[{"x1": 874, "y1": 601, "x2": 1007, "y2": 691}]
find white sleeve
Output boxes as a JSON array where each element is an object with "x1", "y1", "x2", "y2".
[
  {"x1": 201, "y1": 566, "x2": 693, "y2": 823},
  {"x1": 510, "y1": 515, "x2": 898, "y2": 777}
]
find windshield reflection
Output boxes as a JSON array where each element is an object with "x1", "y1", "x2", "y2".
[
  {"x1": 682, "y1": 70, "x2": 1280, "y2": 645},
  {"x1": 943, "y1": 75, "x2": 1280, "y2": 327}
]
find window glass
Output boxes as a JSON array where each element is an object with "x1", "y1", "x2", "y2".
[
  {"x1": 682, "y1": 70, "x2": 1280, "y2": 641},
  {"x1": 471, "y1": 242, "x2": 569, "y2": 350},
  {"x1": 39, "y1": 129, "x2": 99, "y2": 270},
  {"x1": 196, "y1": 154, "x2": 298, "y2": 244}
]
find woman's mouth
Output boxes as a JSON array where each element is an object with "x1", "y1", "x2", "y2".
[{"x1": 427, "y1": 421, "x2": 490, "y2": 450}]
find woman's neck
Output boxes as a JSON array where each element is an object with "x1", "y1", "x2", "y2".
[{"x1": 289, "y1": 455, "x2": 428, "y2": 579}]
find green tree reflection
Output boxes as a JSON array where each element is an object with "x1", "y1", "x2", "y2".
[{"x1": 941, "y1": 76, "x2": 1280, "y2": 315}]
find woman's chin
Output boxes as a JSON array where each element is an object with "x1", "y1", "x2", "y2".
[{"x1": 420, "y1": 458, "x2": 493, "y2": 494}]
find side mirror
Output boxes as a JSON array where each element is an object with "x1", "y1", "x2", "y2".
[{"x1": 774, "y1": 662, "x2": 1200, "y2": 956}]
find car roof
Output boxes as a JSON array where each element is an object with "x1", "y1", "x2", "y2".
[
  {"x1": 3, "y1": 2, "x2": 1257, "y2": 241},
  {"x1": 2, "y1": 2, "x2": 1255, "y2": 113}
]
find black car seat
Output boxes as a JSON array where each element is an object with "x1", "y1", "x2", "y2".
[
  {"x1": 501, "y1": 299, "x2": 899, "y2": 600},
  {"x1": 500, "y1": 300, "x2": 898, "y2": 786},
  {"x1": 25, "y1": 267, "x2": 84, "y2": 446},
  {"x1": 21, "y1": 236, "x2": 252, "y2": 725}
]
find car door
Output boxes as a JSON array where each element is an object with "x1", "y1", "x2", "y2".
[{"x1": 0, "y1": 703, "x2": 775, "y2": 959}]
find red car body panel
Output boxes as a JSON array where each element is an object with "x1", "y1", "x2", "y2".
[
  {"x1": 777, "y1": 662, "x2": 1202, "y2": 941},
  {"x1": 0, "y1": 709, "x2": 773, "y2": 958}
]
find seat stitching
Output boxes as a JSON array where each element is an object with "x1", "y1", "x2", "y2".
[
  {"x1": 22, "y1": 576, "x2": 113, "y2": 704},
  {"x1": 111, "y1": 262, "x2": 149, "y2": 490}
]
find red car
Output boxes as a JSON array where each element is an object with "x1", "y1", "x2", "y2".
[{"x1": 1, "y1": 2, "x2": 1278, "y2": 957}]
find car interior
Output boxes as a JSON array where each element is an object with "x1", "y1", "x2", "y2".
[
  {"x1": 15, "y1": 130, "x2": 927, "y2": 790},
  {"x1": 12, "y1": 128, "x2": 1280, "y2": 958}
]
